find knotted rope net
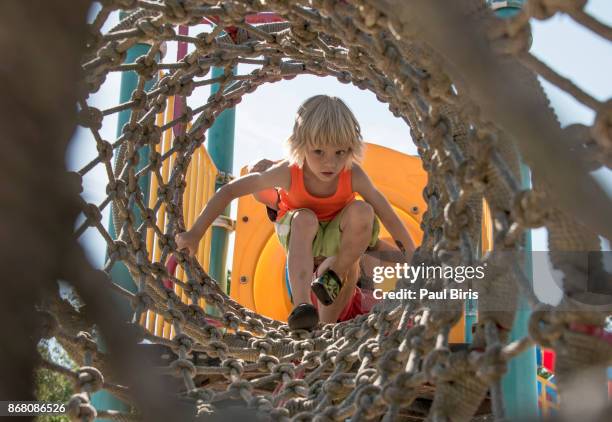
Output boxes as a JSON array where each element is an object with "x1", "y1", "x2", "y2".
[{"x1": 2, "y1": 0, "x2": 612, "y2": 421}]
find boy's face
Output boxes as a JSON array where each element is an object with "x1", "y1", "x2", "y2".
[{"x1": 304, "y1": 144, "x2": 351, "y2": 181}]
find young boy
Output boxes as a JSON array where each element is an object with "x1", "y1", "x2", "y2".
[{"x1": 176, "y1": 95, "x2": 414, "y2": 330}]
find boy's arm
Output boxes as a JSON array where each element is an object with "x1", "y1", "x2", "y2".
[
  {"x1": 176, "y1": 162, "x2": 288, "y2": 254},
  {"x1": 352, "y1": 164, "x2": 415, "y2": 259}
]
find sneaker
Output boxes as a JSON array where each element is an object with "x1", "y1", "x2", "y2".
[
  {"x1": 311, "y1": 269, "x2": 342, "y2": 306},
  {"x1": 288, "y1": 303, "x2": 319, "y2": 331}
]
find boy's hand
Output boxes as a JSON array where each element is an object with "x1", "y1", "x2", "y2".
[{"x1": 175, "y1": 230, "x2": 200, "y2": 256}]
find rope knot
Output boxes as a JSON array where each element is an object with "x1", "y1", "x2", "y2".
[
  {"x1": 246, "y1": 317, "x2": 264, "y2": 332},
  {"x1": 98, "y1": 41, "x2": 126, "y2": 65},
  {"x1": 67, "y1": 393, "x2": 97, "y2": 422},
  {"x1": 77, "y1": 366, "x2": 104, "y2": 392},
  {"x1": 170, "y1": 357, "x2": 197, "y2": 378},
  {"x1": 357, "y1": 340, "x2": 379, "y2": 361},
  {"x1": 249, "y1": 396, "x2": 273, "y2": 412},
  {"x1": 136, "y1": 17, "x2": 176, "y2": 42},
  {"x1": 77, "y1": 107, "x2": 103, "y2": 130},
  {"x1": 84, "y1": 203, "x2": 102, "y2": 225},
  {"x1": 96, "y1": 140, "x2": 114, "y2": 163},
  {"x1": 122, "y1": 121, "x2": 144, "y2": 145},
  {"x1": 290, "y1": 20, "x2": 319, "y2": 45},
  {"x1": 206, "y1": 341, "x2": 229, "y2": 358},
  {"x1": 167, "y1": 308, "x2": 186, "y2": 324},
  {"x1": 222, "y1": 358, "x2": 244, "y2": 377},
  {"x1": 284, "y1": 379, "x2": 308, "y2": 396},
  {"x1": 423, "y1": 347, "x2": 452, "y2": 381},
  {"x1": 180, "y1": 108, "x2": 195, "y2": 126},
  {"x1": 355, "y1": 385, "x2": 383, "y2": 418},
  {"x1": 201, "y1": 324, "x2": 222, "y2": 341},
  {"x1": 134, "y1": 54, "x2": 159, "y2": 79},
  {"x1": 377, "y1": 349, "x2": 404, "y2": 374},
  {"x1": 269, "y1": 408, "x2": 291, "y2": 421},
  {"x1": 293, "y1": 339, "x2": 314, "y2": 353},
  {"x1": 273, "y1": 363, "x2": 295, "y2": 379},
  {"x1": 172, "y1": 333, "x2": 194, "y2": 354},
  {"x1": 333, "y1": 348, "x2": 358, "y2": 369},
  {"x1": 221, "y1": 2, "x2": 248, "y2": 23},
  {"x1": 76, "y1": 331, "x2": 98, "y2": 353},
  {"x1": 323, "y1": 374, "x2": 353, "y2": 397},
  {"x1": 528, "y1": 304, "x2": 564, "y2": 347},
  {"x1": 106, "y1": 180, "x2": 126, "y2": 200},
  {"x1": 130, "y1": 89, "x2": 148, "y2": 111},
  {"x1": 222, "y1": 312, "x2": 241, "y2": 329},
  {"x1": 443, "y1": 201, "x2": 473, "y2": 241},
  {"x1": 511, "y1": 189, "x2": 548, "y2": 227},
  {"x1": 164, "y1": 0, "x2": 196, "y2": 25},
  {"x1": 251, "y1": 338, "x2": 273, "y2": 354},
  {"x1": 257, "y1": 355, "x2": 279, "y2": 372}
]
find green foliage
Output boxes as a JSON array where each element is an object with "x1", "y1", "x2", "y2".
[{"x1": 35, "y1": 340, "x2": 75, "y2": 422}]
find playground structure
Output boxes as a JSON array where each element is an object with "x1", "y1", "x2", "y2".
[{"x1": 2, "y1": 1, "x2": 612, "y2": 421}]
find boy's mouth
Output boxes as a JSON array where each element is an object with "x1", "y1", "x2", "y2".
[{"x1": 321, "y1": 171, "x2": 334, "y2": 176}]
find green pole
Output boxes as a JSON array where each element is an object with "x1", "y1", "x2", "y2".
[
  {"x1": 93, "y1": 20, "x2": 158, "y2": 417},
  {"x1": 207, "y1": 65, "x2": 237, "y2": 306},
  {"x1": 487, "y1": 1, "x2": 539, "y2": 420}
]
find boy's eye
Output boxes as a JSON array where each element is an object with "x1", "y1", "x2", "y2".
[{"x1": 313, "y1": 149, "x2": 323, "y2": 155}]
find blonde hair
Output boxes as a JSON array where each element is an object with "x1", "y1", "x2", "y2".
[{"x1": 286, "y1": 95, "x2": 363, "y2": 169}]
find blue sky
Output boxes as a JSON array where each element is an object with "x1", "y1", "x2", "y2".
[{"x1": 71, "y1": 1, "x2": 611, "y2": 303}]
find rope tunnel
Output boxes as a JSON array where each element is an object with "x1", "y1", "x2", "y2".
[{"x1": 2, "y1": 1, "x2": 611, "y2": 421}]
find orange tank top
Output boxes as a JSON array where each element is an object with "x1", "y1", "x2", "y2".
[{"x1": 276, "y1": 164, "x2": 355, "y2": 222}]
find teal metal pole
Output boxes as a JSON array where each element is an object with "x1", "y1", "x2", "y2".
[
  {"x1": 93, "y1": 21, "x2": 158, "y2": 418},
  {"x1": 486, "y1": 1, "x2": 539, "y2": 420},
  {"x1": 207, "y1": 65, "x2": 237, "y2": 305},
  {"x1": 502, "y1": 162, "x2": 538, "y2": 421}
]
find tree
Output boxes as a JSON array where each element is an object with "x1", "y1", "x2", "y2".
[{"x1": 35, "y1": 339, "x2": 75, "y2": 422}]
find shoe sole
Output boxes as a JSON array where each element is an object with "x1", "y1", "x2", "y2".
[
  {"x1": 311, "y1": 282, "x2": 334, "y2": 306},
  {"x1": 288, "y1": 306, "x2": 319, "y2": 330}
]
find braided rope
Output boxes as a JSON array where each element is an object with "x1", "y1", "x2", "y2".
[{"x1": 3, "y1": 1, "x2": 611, "y2": 421}]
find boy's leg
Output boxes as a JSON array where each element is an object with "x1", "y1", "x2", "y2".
[
  {"x1": 311, "y1": 200, "x2": 375, "y2": 319},
  {"x1": 287, "y1": 209, "x2": 319, "y2": 305},
  {"x1": 330, "y1": 200, "x2": 375, "y2": 280}
]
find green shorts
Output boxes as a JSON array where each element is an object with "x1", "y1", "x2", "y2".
[{"x1": 274, "y1": 206, "x2": 380, "y2": 257}]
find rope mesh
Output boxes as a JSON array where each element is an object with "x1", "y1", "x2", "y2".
[{"x1": 3, "y1": 1, "x2": 611, "y2": 421}]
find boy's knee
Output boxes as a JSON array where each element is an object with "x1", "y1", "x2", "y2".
[
  {"x1": 291, "y1": 210, "x2": 318, "y2": 235},
  {"x1": 344, "y1": 201, "x2": 374, "y2": 226}
]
